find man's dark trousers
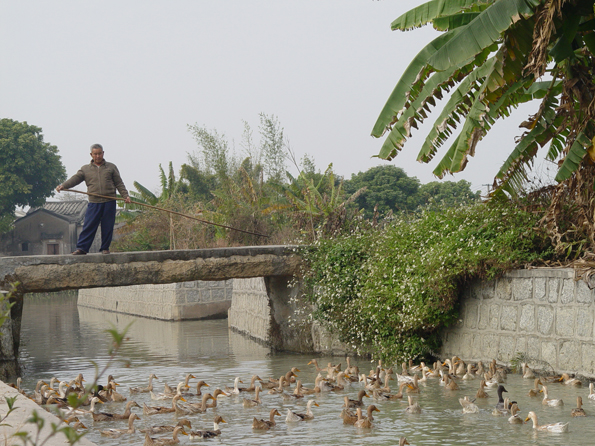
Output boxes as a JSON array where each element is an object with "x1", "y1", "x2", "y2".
[{"x1": 76, "y1": 201, "x2": 117, "y2": 252}]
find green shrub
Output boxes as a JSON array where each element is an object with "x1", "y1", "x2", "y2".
[{"x1": 301, "y1": 201, "x2": 553, "y2": 362}]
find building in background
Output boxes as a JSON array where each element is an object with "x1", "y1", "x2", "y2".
[{"x1": 1, "y1": 201, "x2": 91, "y2": 255}]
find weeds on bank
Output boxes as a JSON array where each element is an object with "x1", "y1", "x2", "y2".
[{"x1": 301, "y1": 201, "x2": 553, "y2": 363}]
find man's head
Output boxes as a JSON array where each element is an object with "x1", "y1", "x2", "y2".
[{"x1": 90, "y1": 144, "x2": 104, "y2": 165}]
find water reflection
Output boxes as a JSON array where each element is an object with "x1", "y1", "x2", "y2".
[{"x1": 17, "y1": 292, "x2": 595, "y2": 446}]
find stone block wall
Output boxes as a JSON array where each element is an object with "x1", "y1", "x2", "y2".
[
  {"x1": 228, "y1": 278, "x2": 271, "y2": 343},
  {"x1": 441, "y1": 268, "x2": 595, "y2": 376},
  {"x1": 78, "y1": 280, "x2": 232, "y2": 321}
]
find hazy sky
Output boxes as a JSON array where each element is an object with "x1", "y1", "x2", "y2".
[{"x1": 1, "y1": 1, "x2": 551, "y2": 197}]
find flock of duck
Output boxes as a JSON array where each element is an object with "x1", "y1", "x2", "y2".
[{"x1": 9, "y1": 356, "x2": 593, "y2": 444}]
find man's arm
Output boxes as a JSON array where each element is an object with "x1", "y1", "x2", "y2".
[
  {"x1": 56, "y1": 169, "x2": 85, "y2": 192},
  {"x1": 112, "y1": 165, "x2": 131, "y2": 203}
]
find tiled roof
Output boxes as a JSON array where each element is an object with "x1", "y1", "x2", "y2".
[{"x1": 28, "y1": 200, "x2": 88, "y2": 223}]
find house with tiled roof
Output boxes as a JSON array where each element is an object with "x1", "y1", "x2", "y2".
[{"x1": 0, "y1": 200, "x2": 105, "y2": 256}]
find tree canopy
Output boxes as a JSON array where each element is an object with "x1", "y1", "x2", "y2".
[
  {"x1": 344, "y1": 165, "x2": 421, "y2": 218},
  {"x1": 344, "y1": 165, "x2": 480, "y2": 218},
  {"x1": 0, "y1": 119, "x2": 66, "y2": 222}
]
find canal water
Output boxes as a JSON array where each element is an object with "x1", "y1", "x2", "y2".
[{"x1": 18, "y1": 292, "x2": 595, "y2": 445}]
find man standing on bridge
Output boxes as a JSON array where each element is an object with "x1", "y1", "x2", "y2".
[{"x1": 56, "y1": 144, "x2": 131, "y2": 255}]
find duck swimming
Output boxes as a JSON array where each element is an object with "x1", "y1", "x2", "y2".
[
  {"x1": 405, "y1": 396, "x2": 421, "y2": 414},
  {"x1": 140, "y1": 419, "x2": 192, "y2": 435},
  {"x1": 354, "y1": 406, "x2": 377, "y2": 428},
  {"x1": 93, "y1": 400, "x2": 141, "y2": 422},
  {"x1": 143, "y1": 394, "x2": 186, "y2": 415},
  {"x1": 130, "y1": 374, "x2": 158, "y2": 394},
  {"x1": 178, "y1": 392, "x2": 214, "y2": 415},
  {"x1": 182, "y1": 380, "x2": 209, "y2": 398},
  {"x1": 528, "y1": 378, "x2": 542, "y2": 397},
  {"x1": 459, "y1": 396, "x2": 479, "y2": 414},
  {"x1": 286, "y1": 399, "x2": 319, "y2": 422},
  {"x1": 225, "y1": 377, "x2": 244, "y2": 395},
  {"x1": 242, "y1": 386, "x2": 262, "y2": 407},
  {"x1": 559, "y1": 373, "x2": 582, "y2": 386},
  {"x1": 476, "y1": 380, "x2": 489, "y2": 399},
  {"x1": 341, "y1": 404, "x2": 379, "y2": 425},
  {"x1": 522, "y1": 363, "x2": 535, "y2": 379},
  {"x1": 495, "y1": 385, "x2": 508, "y2": 410},
  {"x1": 508, "y1": 403, "x2": 523, "y2": 424},
  {"x1": 143, "y1": 425, "x2": 187, "y2": 446},
  {"x1": 62, "y1": 396, "x2": 102, "y2": 417},
  {"x1": 344, "y1": 390, "x2": 368, "y2": 408},
  {"x1": 188, "y1": 416, "x2": 226, "y2": 439},
  {"x1": 571, "y1": 396, "x2": 586, "y2": 417},
  {"x1": 252, "y1": 408, "x2": 281, "y2": 430},
  {"x1": 492, "y1": 397, "x2": 510, "y2": 416},
  {"x1": 524, "y1": 411, "x2": 569, "y2": 433},
  {"x1": 541, "y1": 385, "x2": 564, "y2": 406},
  {"x1": 100, "y1": 413, "x2": 141, "y2": 438},
  {"x1": 151, "y1": 382, "x2": 184, "y2": 401},
  {"x1": 238, "y1": 375, "x2": 263, "y2": 392}
]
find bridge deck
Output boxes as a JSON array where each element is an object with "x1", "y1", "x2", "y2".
[{"x1": 0, "y1": 245, "x2": 301, "y2": 293}]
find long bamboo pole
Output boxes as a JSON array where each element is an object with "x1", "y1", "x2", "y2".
[{"x1": 62, "y1": 189, "x2": 269, "y2": 238}]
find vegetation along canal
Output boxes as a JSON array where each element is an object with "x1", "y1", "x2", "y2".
[{"x1": 17, "y1": 292, "x2": 595, "y2": 445}]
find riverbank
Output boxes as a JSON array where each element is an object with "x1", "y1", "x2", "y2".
[{"x1": 0, "y1": 380, "x2": 95, "y2": 446}]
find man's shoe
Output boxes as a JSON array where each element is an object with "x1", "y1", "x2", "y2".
[
  {"x1": 101, "y1": 250, "x2": 110, "y2": 254},
  {"x1": 72, "y1": 249, "x2": 87, "y2": 255}
]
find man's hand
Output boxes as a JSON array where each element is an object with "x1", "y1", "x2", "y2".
[
  {"x1": 56, "y1": 185, "x2": 63, "y2": 192},
  {"x1": 125, "y1": 196, "x2": 132, "y2": 204}
]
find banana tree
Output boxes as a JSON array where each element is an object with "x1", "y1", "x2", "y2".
[
  {"x1": 119, "y1": 162, "x2": 180, "y2": 248},
  {"x1": 373, "y1": 0, "x2": 595, "y2": 198},
  {"x1": 276, "y1": 165, "x2": 366, "y2": 239}
]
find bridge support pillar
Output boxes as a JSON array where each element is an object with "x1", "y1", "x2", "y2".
[
  {"x1": 0, "y1": 287, "x2": 22, "y2": 380},
  {"x1": 265, "y1": 276, "x2": 314, "y2": 352}
]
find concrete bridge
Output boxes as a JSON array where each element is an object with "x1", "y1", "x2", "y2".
[
  {"x1": 0, "y1": 245, "x2": 301, "y2": 293},
  {"x1": 0, "y1": 246, "x2": 303, "y2": 378}
]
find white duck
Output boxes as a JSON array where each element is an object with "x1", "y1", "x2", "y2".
[
  {"x1": 151, "y1": 382, "x2": 184, "y2": 400},
  {"x1": 589, "y1": 382, "x2": 595, "y2": 401},
  {"x1": 525, "y1": 411, "x2": 569, "y2": 432},
  {"x1": 226, "y1": 377, "x2": 244, "y2": 395},
  {"x1": 522, "y1": 363, "x2": 535, "y2": 379},
  {"x1": 459, "y1": 396, "x2": 479, "y2": 414},
  {"x1": 286, "y1": 399, "x2": 319, "y2": 422},
  {"x1": 541, "y1": 385, "x2": 564, "y2": 407}
]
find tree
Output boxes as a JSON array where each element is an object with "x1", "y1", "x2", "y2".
[
  {"x1": 343, "y1": 165, "x2": 421, "y2": 218},
  {"x1": 372, "y1": 0, "x2": 595, "y2": 253},
  {"x1": 0, "y1": 119, "x2": 66, "y2": 222},
  {"x1": 417, "y1": 180, "x2": 481, "y2": 208},
  {"x1": 258, "y1": 113, "x2": 287, "y2": 184}
]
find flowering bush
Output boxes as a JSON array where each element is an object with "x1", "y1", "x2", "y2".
[{"x1": 301, "y1": 201, "x2": 552, "y2": 362}]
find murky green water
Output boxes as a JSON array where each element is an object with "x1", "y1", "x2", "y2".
[{"x1": 17, "y1": 292, "x2": 595, "y2": 445}]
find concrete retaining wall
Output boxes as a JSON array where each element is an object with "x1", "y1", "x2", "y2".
[
  {"x1": 228, "y1": 278, "x2": 271, "y2": 342},
  {"x1": 441, "y1": 268, "x2": 595, "y2": 376},
  {"x1": 78, "y1": 280, "x2": 232, "y2": 321}
]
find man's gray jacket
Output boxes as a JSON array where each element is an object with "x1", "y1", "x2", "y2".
[{"x1": 61, "y1": 160, "x2": 130, "y2": 203}]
